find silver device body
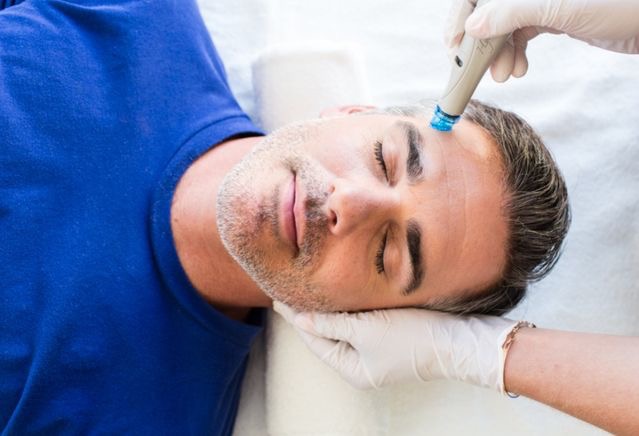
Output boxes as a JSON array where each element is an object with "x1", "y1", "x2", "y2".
[{"x1": 438, "y1": 0, "x2": 508, "y2": 117}]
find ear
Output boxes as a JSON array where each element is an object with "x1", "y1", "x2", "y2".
[{"x1": 319, "y1": 105, "x2": 377, "y2": 118}]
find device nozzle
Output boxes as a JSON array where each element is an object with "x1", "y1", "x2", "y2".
[{"x1": 430, "y1": 105, "x2": 460, "y2": 132}]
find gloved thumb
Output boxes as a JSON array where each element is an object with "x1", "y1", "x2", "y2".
[
  {"x1": 272, "y1": 300, "x2": 299, "y2": 323},
  {"x1": 298, "y1": 311, "x2": 356, "y2": 343},
  {"x1": 465, "y1": 0, "x2": 550, "y2": 40}
]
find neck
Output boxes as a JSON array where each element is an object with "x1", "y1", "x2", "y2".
[{"x1": 170, "y1": 135, "x2": 271, "y2": 320}]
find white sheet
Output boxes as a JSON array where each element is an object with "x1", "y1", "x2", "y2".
[{"x1": 197, "y1": 1, "x2": 639, "y2": 434}]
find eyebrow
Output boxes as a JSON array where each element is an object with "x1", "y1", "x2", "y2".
[
  {"x1": 398, "y1": 121, "x2": 424, "y2": 183},
  {"x1": 393, "y1": 121, "x2": 426, "y2": 295},
  {"x1": 403, "y1": 219, "x2": 425, "y2": 296}
]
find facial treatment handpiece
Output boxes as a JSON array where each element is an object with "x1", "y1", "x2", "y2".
[{"x1": 430, "y1": 0, "x2": 508, "y2": 132}]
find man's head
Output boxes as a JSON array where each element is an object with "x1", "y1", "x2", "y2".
[{"x1": 216, "y1": 100, "x2": 570, "y2": 315}]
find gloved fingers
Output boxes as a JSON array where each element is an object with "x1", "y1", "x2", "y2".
[
  {"x1": 294, "y1": 325, "x2": 344, "y2": 361},
  {"x1": 444, "y1": 0, "x2": 477, "y2": 55},
  {"x1": 272, "y1": 300, "x2": 299, "y2": 324},
  {"x1": 320, "y1": 339, "x2": 357, "y2": 371},
  {"x1": 297, "y1": 311, "x2": 356, "y2": 343},
  {"x1": 511, "y1": 29, "x2": 530, "y2": 78},
  {"x1": 489, "y1": 36, "x2": 515, "y2": 82},
  {"x1": 275, "y1": 301, "x2": 360, "y2": 344},
  {"x1": 465, "y1": 0, "x2": 548, "y2": 40},
  {"x1": 446, "y1": 34, "x2": 465, "y2": 63},
  {"x1": 318, "y1": 340, "x2": 380, "y2": 390},
  {"x1": 273, "y1": 301, "x2": 348, "y2": 363},
  {"x1": 273, "y1": 301, "x2": 352, "y2": 344},
  {"x1": 292, "y1": 318, "x2": 375, "y2": 389},
  {"x1": 511, "y1": 25, "x2": 548, "y2": 78}
]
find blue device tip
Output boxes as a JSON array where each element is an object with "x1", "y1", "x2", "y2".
[{"x1": 430, "y1": 105, "x2": 460, "y2": 132}]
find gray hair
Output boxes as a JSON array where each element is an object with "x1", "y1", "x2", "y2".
[{"x1": 373, "y1": 100, "x2": 571, "y2": 316}]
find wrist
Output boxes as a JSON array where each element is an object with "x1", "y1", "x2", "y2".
[
  {"x1": 500, "y1": 321, "x2": 536, "y2": 396},
  {"x1": 503, "y1": 325, "x2": 541, "y2": 396},
  {"x1": 466, "y1": 316, "x2": 524, "y2": 392}
]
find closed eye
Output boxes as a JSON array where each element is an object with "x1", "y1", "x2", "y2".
[
  {"x1": 375, "y1": 230, "x2": 387, "y2": 274},
  {"x1": 374, "y1": 140, "x2": 388, "y2": 180},
  {"x1": 374, "y1": 140, "x2": 389, "y2": 274}
]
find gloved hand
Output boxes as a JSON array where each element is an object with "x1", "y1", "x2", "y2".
[
  {"x1": 446, "y1": 0, "x2": 639, "y2": 82},
  {"x1": 273, "y1": 301, "x2": 525, "y2": 392}
]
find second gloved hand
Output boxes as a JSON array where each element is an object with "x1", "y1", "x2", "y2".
[{"x1": 274, "y1": 301, "x2": 520, "y2": 391}]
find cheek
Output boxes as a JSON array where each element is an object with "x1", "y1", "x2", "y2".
[
  {"x1": 306, "y1": 239, "x2": 379, "y2": 309},
  {"x1": 305, "y1": 132, "x2": 370, "y2": 177}
]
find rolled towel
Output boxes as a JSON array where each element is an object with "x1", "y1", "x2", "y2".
[
  {"x1": 265, "y1": 312, "x2": 390, "y2": 435},
  {"x1": 251, "y1": 41, "x2": 372, "y2": 131}
]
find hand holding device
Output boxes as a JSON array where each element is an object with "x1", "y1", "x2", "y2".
[
  {"x1": 431, "y1": 0, "x2": 508, "y2": 131},
  {"x1": 446, "y1": 0, "x2": 639, "y2": 83}
]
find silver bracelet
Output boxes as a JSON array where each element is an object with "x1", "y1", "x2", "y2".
[{"x1": 502, "y1": 320, "x2": 536, "y2": 398}]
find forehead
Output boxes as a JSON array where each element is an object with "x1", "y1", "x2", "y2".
[
  {"x1": 319, "y1": 111, "x2": 497, "y2": 155},
  {"x1": 315, "y1": 112, "x2": 503, "y2": 181},
  {"x1": 414, "y1": 118, "x2": 508, "y2": 299}
]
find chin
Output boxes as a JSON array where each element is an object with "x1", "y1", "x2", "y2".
[{"x1": 269, "y1": 288, "x2": 338, "y2": 313}]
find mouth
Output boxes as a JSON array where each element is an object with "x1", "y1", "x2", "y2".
[
  {"x1": 280, "y1": 173, "x2": 299, "y2": 253},
  {"x1": 292, "y1": 174, "x2": 306, "y2": 250}
]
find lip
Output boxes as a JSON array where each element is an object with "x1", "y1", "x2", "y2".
[
  {"x1": 280, "y1": 174, "x2": 298, "y2": 252},
  {"x1": 292, "y1": 174, "x2": 306, "y2": 250}
]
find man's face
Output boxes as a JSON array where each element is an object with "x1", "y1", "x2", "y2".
[{"x1": 216, "y1": 110, "x2": 508, "y2": 312}]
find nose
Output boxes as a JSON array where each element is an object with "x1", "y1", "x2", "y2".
[{"x1": 326, "y1": 177, "x2": 399, "y2": 236}]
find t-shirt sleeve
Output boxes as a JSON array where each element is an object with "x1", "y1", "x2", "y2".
[
  {"x1": 1, "y1": 0, "x2": 258, "y2": 156},
  {"x1": 0, "y1": 0, "x2": 26, "y2": 11}
]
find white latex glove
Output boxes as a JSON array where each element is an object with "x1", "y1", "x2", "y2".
[
  {"x1": 446, "y1": 0, "x2": 639, "y2": 82},
  {"x1": 273, "y1": 301, "x2": 524, "y2": 392}
]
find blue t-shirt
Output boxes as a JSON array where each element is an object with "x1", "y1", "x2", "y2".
[{"x1": 0, "y1": 0, "x2": 264, "y2": 434}]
